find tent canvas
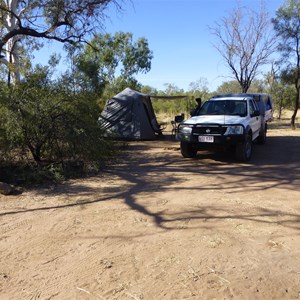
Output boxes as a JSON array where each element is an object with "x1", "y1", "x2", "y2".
[{"x1": 99, "y1": 88, "x2": 161, "y2": 140}]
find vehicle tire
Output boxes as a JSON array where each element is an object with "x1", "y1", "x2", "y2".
[
  {"x1": 257, "y1": 123, "x2": 267, "y2": 145},
  {"x1": 235, "y1": 134, "x2": 252, "y2": 162},
  {"x1": 180, "y1": 141, "x2": 197, "y2": 158}
]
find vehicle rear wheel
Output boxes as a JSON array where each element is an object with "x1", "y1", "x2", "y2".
[
  {"x1": 180, "y1": 141, "x2": 197, "y2": 158},
  {"x1": 257, "y1": 123, "x2": 267, "y2": 145},
  {"x1": 235, "y1": 134, "x2": 252, "y2": 162}
]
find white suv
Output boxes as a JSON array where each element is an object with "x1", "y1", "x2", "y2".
[{"x1": 178, "y1": 96, "x2": 268, "y2": 161}]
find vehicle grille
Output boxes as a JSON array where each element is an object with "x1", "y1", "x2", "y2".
[{"x1": 192, "y1": 125, "x2": 227, "y2": 135}]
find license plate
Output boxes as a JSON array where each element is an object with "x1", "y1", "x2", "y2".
[{"x1": 198, "y1": 135, "x2": 214, "y2": 143}]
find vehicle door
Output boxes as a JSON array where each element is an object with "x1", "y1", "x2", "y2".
[{"x1": 248, "y1": 99, "x2": 261, "y2": 139}]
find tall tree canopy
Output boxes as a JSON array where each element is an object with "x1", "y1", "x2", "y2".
[
  {"x1": 210, "y1": 2, "x2": 276, "y2": 92},
  {"x1": 272, "y1": 0, "x2": 300, "y2": 129},
  {"x1": 75, "y1": 32, "x2": 153, "y2": 92},
  {"x1": 0, "y1": 0, "x2": 121, "y2": 83}
]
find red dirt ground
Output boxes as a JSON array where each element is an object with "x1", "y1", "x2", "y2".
[{"x1": 1, "y1": 120, "x2": 300, "y2": 299}]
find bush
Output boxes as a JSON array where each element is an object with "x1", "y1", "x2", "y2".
[{"x1": 0, "y1": 67, "x2": 116, "y2": 184}]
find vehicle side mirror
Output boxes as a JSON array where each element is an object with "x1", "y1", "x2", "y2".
[
  {"x1": 251, "y1": 110, "x2": 260, "y2": 117},
  {"x1": 174, "y1": 115, "x2": 184, "y2": 123}
]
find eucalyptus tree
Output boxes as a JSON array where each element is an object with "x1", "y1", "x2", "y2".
[
  {"x1": 210, "y1": 2, "x2": 276, "y2": 92},
  {"x1": 0, "y1": 0, "x2": 122, "y2": 84},
  {"x1": 1, "y1": 63, "x2": 113, "y2": 164},
  {"x1": 73, "y1": 31, "x2": 153, "y2": 98},
  {"x1": 216, "y1": 80, "x2": 243, "y2": 94},
  {"x1": 272, "y1": 0, "x2": 300, "y2": 129}
]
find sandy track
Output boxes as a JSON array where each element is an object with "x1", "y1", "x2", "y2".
[{"x1": 1, "y1": 127, "x2": 300, "y2": 300}]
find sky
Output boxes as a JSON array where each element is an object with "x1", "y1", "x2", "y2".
[{"x1": 35, "y1": 0, "x2": 284, "y2": 92}]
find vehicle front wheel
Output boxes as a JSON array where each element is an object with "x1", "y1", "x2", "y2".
[
  {"x1": 235, "y1": 134, "x2": 252, "y2": 162},
  {"x1": 180, "y1": 141, "x2": 197, "y2": 158}
]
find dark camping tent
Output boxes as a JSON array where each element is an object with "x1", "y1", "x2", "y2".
[{"x1": 99, "y1": 88, "x2": 162, "y2": 140}]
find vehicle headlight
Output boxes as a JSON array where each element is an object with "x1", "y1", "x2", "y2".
[
  {"x1": 224, "y1": 125, "x2": 244, "y2": 135},
  {"x1": 179, "y1": 124, "x2": 193, "y2": 135},
  {"x1": 178, "y1": 124, "x2": 193, "y2": 141}
]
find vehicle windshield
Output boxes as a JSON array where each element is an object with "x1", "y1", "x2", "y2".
[{"x1": 197, "y1": 100, "x2": 247, "y2": 117}]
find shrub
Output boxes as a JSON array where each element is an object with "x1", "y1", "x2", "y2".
[{"x1": 0, "y1": 67, "x2": 116, "y2": 184}]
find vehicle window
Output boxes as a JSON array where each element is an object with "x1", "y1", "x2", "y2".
[
  {"x1": 199, "y1": 101, "x2": 225, "y2": 115},
  {"x1": 249, "y1": 100, "x2": 256, "y2": 115},
  {"x1": 198, "y1": 100, "x2": 246, "y2": 116},
  {"x1": 228, "y1": 101, "x2": 246, "y2": 116}
]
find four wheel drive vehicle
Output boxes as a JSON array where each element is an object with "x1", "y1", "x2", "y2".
[{"x1": 178, "y1": 95, "x2": 273, "y2": 162}]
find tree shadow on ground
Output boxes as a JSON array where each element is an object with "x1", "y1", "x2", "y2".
[{"x1": 1, "y1": 133, "x2": 300, "y2": 233}]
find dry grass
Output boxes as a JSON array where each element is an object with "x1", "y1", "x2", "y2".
[
  {"x1": 156, "y1": 109, "x2": 300, "y2": 133},
  {"x1": 270, "y1": 110, "x2": 299, "y2": 130}
]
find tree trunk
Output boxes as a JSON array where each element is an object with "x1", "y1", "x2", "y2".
[
  {"x1": 291, "y1": 62, "x2": 300, "y2": 129},
  {"x1": 277, "y1": 92, "x2": 284, "y2": 120},
  {"x1": 3, "y1": 0, "x2": 21, "y2": 84},
  {"x1": 7, "y1": 38, "x2": 21, "y2": 83},
  {"x1": 291, "y1": 87, "x2": 299, "y2": 129},
  {"x1": 28, "y1": 144, "x2": 42, "y2": 162}
]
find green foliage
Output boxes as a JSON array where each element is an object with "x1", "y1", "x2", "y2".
[
  {"x1": 152, "y1": 99, "x2": 186, "y2": 115},
  {"x1": 0, "y1": 64, "x2": 115, "y2": 184},
  {"x1": 272, "y1": 0, "x2": 300, "y2": 60},
  {"x1": 98, "y1": 77, "x2": 142, "y2": 110},
  {"x1": 216, "y1": 81, "x2": 242, "y2": 94},
  {"x1": 214, "y1": 79, "x2": 266, "y2": 94},
  {"x1": 269, "y1": 80, "x2": 296, "y2": 117},
  {"x1": 75, "y1": 32, "x2": 153, "y2": 92},
  {"x1": 140, "y1": 85, "x2": 158, "y2": 95},
  {"x1": 151, "y1": 84, "x2": 188, "y2": 115},
  {"x1": 272, "y1": 0, "x2": 300, "y2": 127},
  {"x1": 1, "y1": 28, "x2": 155, "y2": 184},
  {"x1": 0, "y1": 0, "x2": 123, "y2": 66},
  {"x1": 0, "y1": 82, "x2": 14, "y2": 157}
]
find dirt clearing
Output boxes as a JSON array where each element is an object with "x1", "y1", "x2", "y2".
[{"x1": 1, "y1": 123, "x2": 300, "y2": 299}]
